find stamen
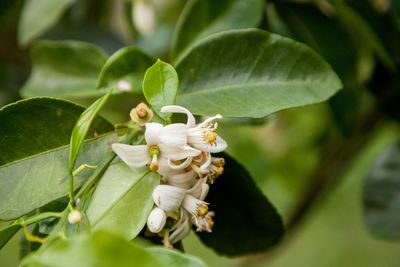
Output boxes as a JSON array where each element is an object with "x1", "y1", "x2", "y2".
[
  {"x1": 211, "y1": 157, "x2": 225, "y2": 167},
  {"x1": 196, "y1": 203, "x2": 208, "y2": 216},
  {"x1": 190, "y1": 164, "x2": 206, "y2": 178},
  {"x1": 202, "y1": 130, "x2": 218, "y2": 146},
  {"x1": 148, "y1": 145, "x2": 160, "y2": 171}
]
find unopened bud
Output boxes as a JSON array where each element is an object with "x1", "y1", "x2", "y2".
[
  {"x1": 130, "y1": 103, "x2": 153, "y2": 125},
  {"x1": 147, "y1": 207, "x2": 167, "y2": 233},
  {"x1": 68, "y1": 210, "x2": 82, "y2": 224}
]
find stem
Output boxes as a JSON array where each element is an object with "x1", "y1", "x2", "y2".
[
  {"x1": 21, "y1": 212, "x2": 63, "y2": 227},
  {"x1": 69, "y1": 172, "x2": 74, "y2": 206}
]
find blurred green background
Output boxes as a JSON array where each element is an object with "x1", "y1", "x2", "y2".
[{"x1": 1, "y1": 0, "x2": 400, "y2": 266}]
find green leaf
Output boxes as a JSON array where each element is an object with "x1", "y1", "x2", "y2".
[
  {"x1": 22, "y1": 231, "x2": 206, "y2": 267},
  {"x1": 196, "y1": 153, "x2": 284, "y2": 255},
  {"x1": 87, "y1": 162, "x2": 160, "y2": 239},
  {"x1": 364, "y1": 140, "x2": 400, "y2": 241},
  {"x1": 0, "y1": 97, "x2": 114, "y2": 220},
  {"x1": 171, "y1": 0, "x2": 264, "y2": 60},
  {"x1": 147, "y1": 247, "x2": 206, "y2": 267},
  {"x1": 96, "y1": 46, "x2": 154, "y2": 94},
  {"x1": 69, "y1": 89, "x2": 112, "y2": 174},
  {"x1": 18, "y1": 0, "x2": 77, "y2": 46},
  {"x1": 0, "y1": 223, "x2": 22, "y2": 249},
  {"x1": 20, "y1": 40, "x2": 108, "y2": 98},
  {"x1": 143, "y1": 59, "x2": 179, "y2": 120},
  {"x1": 175, "y1": 29, "x2": 343, "y2": 118}
]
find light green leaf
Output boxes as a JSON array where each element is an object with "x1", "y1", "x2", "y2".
[
  {"x1": 18, "y1": 0, "x2": 77, "y2": 46},
  {"x1": 0, "y1": 97, "x2": 115, "y2": 220},
  {"x1": 22, "y1": 231, "x2": 206, "y2": 267},
  {"x1": 171, "y1": 0, "x2": 264, "y2": 61},
  {"x1": 20, "y1": 40, "x2": 108, "y2": 98},
  {"x1": 0, "y1": 223, "x2": 22, "y2": 249},
  {"x1": 175, "y1": 29, "x2": 343, "y2": 118},
  {"x1": 143, "y1": 59, "x2": 178, "y2": 120},
  {"x1": 96, "y1": 46, "x2": 154, "y2": 94},
  {"x1": 69, "y1": 89, "x2": 112, "y2": 175},
  {"x1": 364, "y1": 140, "x2": 400, "y2": 241},
  {"x1": 147, "y1": 247, "x2": 206, "y2": 267},
  {"x1": 87, "y1": 162, "x2": 160, "y2": 239}
]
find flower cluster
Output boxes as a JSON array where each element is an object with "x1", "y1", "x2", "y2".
[{"x1": 112, "y1": 104, "x2": 227, "y2": 247}]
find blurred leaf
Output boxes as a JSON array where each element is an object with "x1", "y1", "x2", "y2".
[
  {"x1": 0, "y1": 223, "x2": 21, "y2": 249},
  {"x1": 147, "y1": 247, "x2": 206, "y2": 267},
  {"x1": 69, "y1": 89, "x2": 112, "y2": 174},
  {"x1": 333, "y1": 1, "x2": 396, "y2": 71},
  {"x1": 364, "y1": 139, "x2": 400, "y2": 241},
  {"x1": 196, "y1": 153, "x2": 284, "y2": 255},
  {"x1": 143, "y1": 59, "x2": 178, "y2": 120},
  {"x1": 96, "y1": 47, "x2": 154, "y2": 94},
  {"x1": 18, "y1": 0, "x2": 77, "y2": 46},
  {"x1": 0, "y1": 97, "x2": 115, "y2": 220},
  {"x1": 22, "y1": 230, "x2": 205, "y2": 267},
  {"x1": 175, "y1": 29, "x2": 342, "y2": 118},
  {"x1": 20, "y1": 40, "x2": 108, "y2": 98},
  {"x1": 171, "y1": 0, "x2": 264, "y2": 60},
  {"x1": 87, "y1": 163, "x2": 159, "y2": 240}
]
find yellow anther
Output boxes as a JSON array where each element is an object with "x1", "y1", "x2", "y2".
[
  {"x1": 149, "y1": 161, "x2": 159, "y2": 172},
  {"x1": 196, "y1": 204, "x2": 208, "y2": 217},
  {"x1": 191, "y1": 164, "x2": 206, "y2": 178},
  {"x1": 202, "y1": 130, "x2": 218, "y2": 146},
  {"x1": 216, "y1": 167, "x2": 224, "y2": 176}
]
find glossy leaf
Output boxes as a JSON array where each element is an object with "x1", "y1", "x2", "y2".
[
  {"x1": 87, "y1": 162, "x2": 160, "y2": 240},
  {"x1": 175, "y1": 29, "x2": 343, "y2": 118},
  {"x1": 364, "y1": 140, "x2": 400, "y2": 241},
  {"x1": 143, "y1": 59, "x2": 178, "y2": 120},
  {"x1": 196, "y1": 153, "x2": 284, "y2": 255},
  {"x1": 0, "y1": 223, "x2": 22, "y2": 249},
  {"x1": 0, "y1": 97, "x2": 115, "y2": 220},
  {"x1": 20, "y1": 40, "x2": 108, "y2": 98},
  {"x1": 18, "y1": 0, "x2": 77, "y2": 46},
  {"x1": 22, "y1": 231, "x2": 205, "y2": 267},
  {"x1": 69, "y1": 89, "x2": 112, "y2": 174},
  {"x1": 171, "y1": 0, "x2": 264, "y2": 60},
  {"x1": 96, "y1": 46, "x2": 154, "y2": 93}
]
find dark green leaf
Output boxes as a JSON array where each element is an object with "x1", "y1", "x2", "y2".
[
  {"x1": 20, "y1": 40, "x2": 108, "y2": 98},
  {"x1": 171, "y1": 0, "x2": 264, "y2": 60},
  {"x1": 0, "y1": 97, "x2": 115, "y2": 220},
  {"x1": 21, "y1": 231, "x2": 206, "y2": 267},
  {"x1": 175, "y1": 29, "x2": 343, "y2": 118},
  {"x1": 196, "y1": 153, "x2": 284, "y2": 255},
  {"x1": 87, "y1": 162, "x2": 159, "y2": 240},
  {"x1": 69, "y1": 90, "x2": 112, "y2": 174},
  {"x1": 18, "y1": 0, "x2": 77, "y2": 46},
  {"x1": 96, "y1": 46, "x2": 154, "y2": 94},
  {"x1": 143, "y1": 59, "x2": 178, "y2": 120},
  {"x1": 364, "y1": 140, "x2": 400, "y2": 241},
  {"x1": 0, "y1": 223, "x2": 22, "y2": 249}
]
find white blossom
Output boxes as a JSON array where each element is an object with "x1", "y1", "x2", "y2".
[{"x1": 147, "y1": 207, "x2": 167, "y2": 233}]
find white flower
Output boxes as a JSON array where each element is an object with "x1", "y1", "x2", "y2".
[
  {"x1": 112, "y1": 122, "x2": 200, "y2": 171},
  {"x1": 152, "y1": 185, "x2": 186, "y2": 212},
  {"x1": 147, "y1": 207, "x2": 167, "y2": 233},
  {"x1": 169, "y1": 209, "x2": 191, "y2": 244},
  {"x1": 133, "y1": 1, "x2": 156, "y2": 36},
  {"x1": 161, "y1": 105, "x2": 228, "y2": 153}
]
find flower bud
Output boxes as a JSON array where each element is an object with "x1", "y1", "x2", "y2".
[
  {"x1": 130, "y1": 103, "x2": 153, "y2": 125},
  {"x1": 147, "y1": 207, "x2": 167, "y2": 233},
  {"x1": 68, "y1": 210, "x2": 82, "y2": 224},
  {"x1": 152, "y1": 185, "x2": 186, "y2": 212}
]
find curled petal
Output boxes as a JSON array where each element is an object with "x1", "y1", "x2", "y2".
[
  {"x1": 169, "y1": 218, "x2": 190, "y2": 244},
  {"x1": 147, "y1": 207, "x2": 167, "y2": 233},
  {"x1": 168, "y1": 157, "x2": 192, "y2": 170},
  {"x1": 188, "y1": 179, "x2": 209, "y2": 200},
  {"x1": 199, "y1": 153, "x2": 212, "y2": 174},
  {"x1": 152, "y1": 185, "x2": 186, "y2": 212},
  {"x1": 145, "y1": 122, "x2": 163, "y2": 145},
  {"x1": 159, "y1": 144, "x2": 201, "y2": 160},
  {"x1": 197, "y1": 114, "x2": 222, "y2": 128},
  {"x1": 160, "y1": 123, "x2": 187, "y2": 147},
  {"x1": 157, "y1": 157, "x2": 180, "y2": 177},
  {"x1": 161, "y1": 105, "x2": 196, "y2": 128},
  {"x1": 112, "y1": 144, "x2": 150, "y2": 167},
  {"x1": 190, "y1": 136, "x2": 228, "y2": 153}
]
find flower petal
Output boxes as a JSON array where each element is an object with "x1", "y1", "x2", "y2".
[
  {"x1": 147, "y1": 207, "x2": 167, "y2": 233},
  {"x1": 160, "y1": 123, "x2": 187, "y2": 147},
  {"x1": 161, "y1": 105, "x2": 196, "y2": 128},
  {"x1": 167, "y1": 170, "x2": 197, "y2": 189},
  {"x1": 169, "y1": 217, "x2": 190, "y2": 244},
  {"x1": 199, "y1": 153, "x2": 211, "y2": 173},
  {"x1": 168, "y1": 157, "x2": 192, "y2": 170},
  {"x1": 111, "y1": 143, "x2": 150, "y2": 167},
  {"x1": 152, "y1": 185, "x2": 186, "y2": 212},
  {"x1": 197, "y1": 114, "x2": 222, "y2": 128},
  {"x1": 191, "y1": 136, "x2": 228, "y2": 153},
  {"x1": 159, "y1": 144, "x2": 201, "y2": 160},
  {"x1": 145, "y1": 122, "x2": 163, "y2": 145}
]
